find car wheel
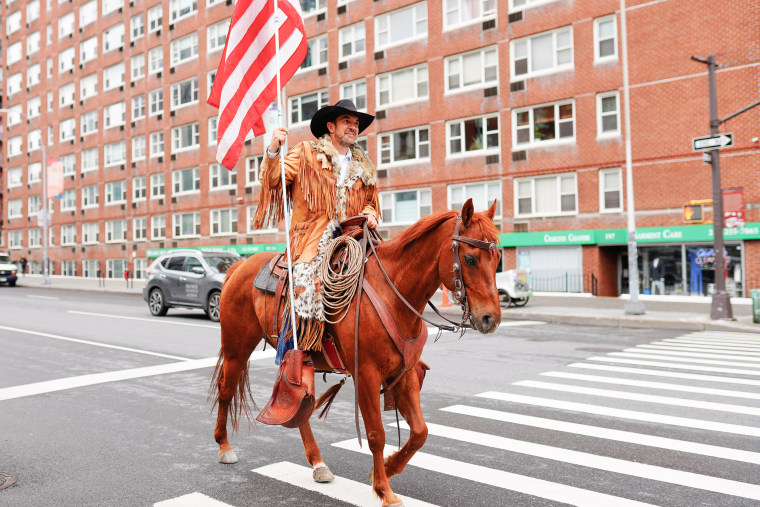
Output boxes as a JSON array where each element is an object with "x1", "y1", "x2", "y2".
[
  {"x1": 498, "y1": 289, "x2": 511, "y2": 307},
  {"x1": 9, "y1": 280, "x2": 16, "y2": 287},
  {"x1": 149, "y1": 288, "x2": 168, "y2": 316},
  {"x1": 513, "y1": 296, "x2": 529, "y2": 307},
  {"x1": 206, "y1": 290, "x2": 221, "y2": 322}
]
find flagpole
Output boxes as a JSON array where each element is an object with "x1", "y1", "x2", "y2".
[{"x1": 273, "y1": 0, "x2": 300, "y2": 350}]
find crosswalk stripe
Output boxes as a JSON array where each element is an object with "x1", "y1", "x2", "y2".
[
  {"x1": 569, "y1": 362, "x2": 760, "y2": 386},
  {"x1": 477, "y1": 392, "x2": 760, "y2": 437},
  {"x1": 154, "y1": 492, "x2": 234, "y2": 506},
  {"x1": 540, "y1": 371, "x2": 760, "y2": 400},
  {"x1": 388, "y1": 420, "x2": 760, "y2": 501},
  {"x1": 332, "y1": 440, "x2": 657, "y2": 507},
  {"x1": 662, "y1": 338, "x2": 760, "y2": 351},
  {"x1": 626, "y1": 347, "x2": 760, "y2": 363},
  {"x1": 513, "y1": 380, "x2": 760, "y2": 416},
  {"x1": 441, "y1": 404, "x2": 760, "y2": 464},
  {"x1": 587, "y1": 356, "x2": 760, "y2": 376},
  {"x1": 252, "y1": 461, "x2": 438, "y2": 507},
  {"x1": 684, "y1": 331, "x2": 760, "y2": 340},
  {"x1": 669, "y1": 337, "x2": 760, "y2": 347},
  {"x1": 608, "y1": 352, "x2": 760, "y2": 369},
  {"x1": 645, "y1": 343, "x2": 760, "y2": 355}
]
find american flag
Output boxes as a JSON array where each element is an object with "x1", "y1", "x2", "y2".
[{"x1": 208, "y1": 0, "x2": 307, "y2": 170}]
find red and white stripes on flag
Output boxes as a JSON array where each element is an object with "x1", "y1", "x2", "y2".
[{"x1": 208, "y1": 0, "x2": 307, "y2": 170}]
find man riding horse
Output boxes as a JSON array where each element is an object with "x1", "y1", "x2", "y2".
[{"x1": 252, "y1": 99, "x2": 379, "y2": 355}]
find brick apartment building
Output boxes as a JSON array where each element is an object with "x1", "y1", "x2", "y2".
[{"x1": 0, "y1": 0, "x2": 758, "y2": 298}]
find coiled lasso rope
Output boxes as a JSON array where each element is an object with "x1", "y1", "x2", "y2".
[{"x1": 319, "y1": 235, "x2": 364, "y2": 324}]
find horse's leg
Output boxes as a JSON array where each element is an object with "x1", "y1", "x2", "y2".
[
  {"x1": 298, "y1": 421, "x2": 335, "y2": 482},
  {"x1": 214, "y1": 351, "x2": 254, "y2": 463},
  {"x1": 359, "y1": 372, "x2": 403, "y2": 507},
  {"x1": 382, "y1": 371, "x2": 427, "y2": 480}
]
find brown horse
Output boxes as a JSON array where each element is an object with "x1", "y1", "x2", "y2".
[{"x1": 210, "y1": 199, "x2": 502, "y2": 506}]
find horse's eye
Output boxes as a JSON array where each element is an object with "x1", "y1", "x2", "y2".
[{"x1": 464, "y1": 254, "x2": 476, "y2": 266}]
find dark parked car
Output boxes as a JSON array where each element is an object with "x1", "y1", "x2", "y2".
[{"x1": 142, "y1": 250, "x2": 241, "y2": 322}]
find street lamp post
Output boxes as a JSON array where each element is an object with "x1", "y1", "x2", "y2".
[{"x1": 0, "y1": 109, "x2": 51, "y2": 285}]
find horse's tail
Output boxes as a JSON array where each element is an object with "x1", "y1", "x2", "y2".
[{"x1": 208, "y1": 348, "x2": 258, "y2": 432}]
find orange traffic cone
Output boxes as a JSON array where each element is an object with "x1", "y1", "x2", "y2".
[{"x1": 441, "y1": 286, "x2": 452, "y2": 307}]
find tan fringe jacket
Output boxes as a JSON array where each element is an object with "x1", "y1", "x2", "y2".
[{"x1": 252, "y1": 137, "x2": 380, "y2": 264}]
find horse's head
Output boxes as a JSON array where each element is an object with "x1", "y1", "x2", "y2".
[{"x1": 441, "y1": 199, "x2": 502, "y2": 334}]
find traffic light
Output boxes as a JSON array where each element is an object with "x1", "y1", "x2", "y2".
[{"x1": 683, "y1": 204, "x2": 703, "y2": 222}]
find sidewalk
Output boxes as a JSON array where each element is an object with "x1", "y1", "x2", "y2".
[{"x1": 14, "y1": 275, "x2": 760, "y2": 334}]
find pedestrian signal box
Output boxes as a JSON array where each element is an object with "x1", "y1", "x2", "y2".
[{"x1": 683, "y1": 204, "x2": 703, "y2": 222}]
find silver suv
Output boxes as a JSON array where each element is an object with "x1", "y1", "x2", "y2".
[{"x1": 142, "y1": 250, "x2": 241, "y2": 321}]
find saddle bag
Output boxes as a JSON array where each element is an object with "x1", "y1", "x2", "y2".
[{"x1": 256, "y1": 349, "x2": 315, "y2": 428}]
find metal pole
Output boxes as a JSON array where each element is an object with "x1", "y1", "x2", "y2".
[
  {"x1": 40, "y1": 121, "x2": 50, "y2": 285},
  {"x1": 706, "y1": 55, "x2": 732, "y2": 319},
  {"x1": 620, "y1": 0, "x2": 644, "y2": 314}
]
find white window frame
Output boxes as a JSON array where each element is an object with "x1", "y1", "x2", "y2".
[
  {"x1": 289, "y1": 89, "x2": 328, "y2": 126},
  {"x1": 148, "y1": 4, "x2": 163, "y2": 33},
  {"x1": 103, "y1": 23, "x2": 125, "y2": 53},
  {"x1": 82, "y1": 148, "x2": 99, "y2": 173},
  {"x1": 105, "y1": 180, "x2": 127, "y2": 205},
  {"x1": 150, "y1": 173, "x2": 165, "y2": 199},
  {"x1": 105, "y1": 220, "x2": 127, "y2": 244},
  {"x1": 104, "y1": 101, "x2": 126, "y2": 129},
  {"x1": 170, "y1": 32, "x2": 199, "y2": 67},
  {"x1": 27, "y1": 96, "x2": 42, "y2": 118},
  {"x1": 149, "y1": 46, "x2": 164, "y2": 74},
  {"x1": 376, "y1": 64, "x2": 428, "y2": 109},
  {"x1": 510, "y1": 26, "x2": 573, "y2": 81},
  {"x1": 7, "y1": 73, "x2": 23, "y2": 97},
  {"x1": 103, "y1": 63, "x2": 126, "y2": 91},
  {"x1": 149, "y1": 88, "x2": 164, "y2": 116},
  {"x1": 246, "y1": 205, "x2": 277, "y2": 234},
  {"x1": 173, "y1": 212, "x2": 201, "y2": 238},
  {"x1": 61, "y1": 224, "x2": 77, "y2": 246},
  {"x1": 172, "y1": 167, "x2": 200, "y2": 195},
  {"x1": 594, "y1": 15, "x2": 618, "y2": 64},
  {"x1": 171, "y1": 123, "x2": 200, "y2": 153},
  {"x1": 338, "y1": 22, "x2": 365, "y2": 61},
  {"x1": 151, "y1": 215, "x2": 166, "y2": 240},
  {"x1": 131, "y1": 54, "x2": 146, "y2": 82},
  {"x1": 150, "y1": 131, "x2": 165, "y2": 158},
  {"x1": 132, "y1": 94, "x2": 146, "y2": 121},
  {"x1": 27, "y1": 31, "x2": 41, "y2": 56},
  {"x1": 301, "y1": 0, "x2": 326, "y2": 17},
  {"x1": 80, "y1": 36, "x2": 98, "y2": 64},
  {"x1": 102, "y1": 0, "x2": 124, "y2": 17},
  {"x1": 379, "y1": 188, "x2": 432, "y2": 226},
  {"x1": 443, "y1": 0, "x2": 496, "y2": 32},
  {"x1": 81, "y1": 110, "x2": 99, "y2": 136},
  {"x1": 512, "y1": 99, "x2": 575, "y2": 149},
  {"x1": 599, "y1": 167, "x2": 623, "y2": 213},
  {"x1": 508, "y1": 0, "x2": 555, "y2": 12},
  {"x1": 7, "y1": 167, "x2": 23, "y2": 189},
  {"x1": 245, "y1": 156, "x2": 262, "y2": 186},
  {"x1": 59, "y1": 119, "x2": 76, "y2": 142},
  {"x1": 132, "y1": 136, "x2": 146, "y2": 161},
  {"x1": 299, "y1": 35, "x2": 328, "y2": 72},
  {"x1": 375, "y1": 2, "x2": 428, "y2": 51},
  {"x1": 6, "y1": 41, "x2": 22, "y2": 66},
  {"x1": 377, "y1": 126, "x2": 430, "y2": 167},
  {"x1": 207, "y1": 18, "x2": 230, "y2": 54},
  {"x1": 596, "y1": 91, "x2": 620, "y2": 138},
  {"x1": 208, "y1": 116, "x2": 217, "y2": 145},
  {"x1": 7, "y1": 199, "x2": 23, "y2": 219},
  {"x1": 61, "y1": 189, "x2": 76, "y2": 211},
  {"x1": 131, "y1": 14, "x2": 145, "y2": 41},
  {"x1": 133, "y1": 217, "x2": 148, "y2": 242},
  {"x1": 169, "y1": 0, "x2": 197, "y2": 23},
  {"x1": 514, "y1": 172, "x2": 578, "y2": 218},
  {"x1": 445, "y1": 46, "x2": 498, "y2": 94},
  {"x1": 58, "y1": 47, "x2": 76, "y2": 74},
  {"x1": 80, "y1": 73, "x2": 98, "y2": 101},
  {"x1": 448, "y1": 180, "x2": 502, "y2": 218},
  {"x1": 170, "y1": 77, "x2": 199, "y2": 111},
  {"x1": 28, "y1": 65, "x2": 42, "y2": 88},
  {"x1": 82, "y1": 184, "x2": 99, "y2": 208},
  {"x1": 209, "y1": 163, "x2": 236, "y2": 191},
  {"x1": 6, "y1": 105, "x2": 23, "y2": 127},
  {"x1": 59, "y1": 83, "x2": 76, "y2": 108},
  {"x1": 58, "y1": 12, "x2": 75, "y2": 39},
  {"x1": 8, "y1": 230, "x2": 23, "y2": 249},
  {"x1": 210, "y1": 208, "x2": 238, "y2": 236},
  {"x1": 339, "y1": 79, "x2": 367, "y2": 112},
  {"x1": 133, "y1": 175, "x2": 147, "y2": 201},
  {"x1": 446, "y1": 113, "x2": 500, "y2": 158},
  {"x1": 80, "y1": 0, "x2": 97, "y2": 28},
  {"x1": 104, "y1": 141, "x2": 127, "y2": 167}
]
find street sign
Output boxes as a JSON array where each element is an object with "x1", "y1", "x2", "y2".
[
  {"x1": 37, "y1": 209, "x2": 51, "y2": 227},
  {"x1": 692, "y1": 133, "x2": 733, "y2": 151}
]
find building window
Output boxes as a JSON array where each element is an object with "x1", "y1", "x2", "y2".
[
  {"x1": 210, "y1": 208, "x2": 237, "y2": 236},
  {"x1": 511, "y1": 26, "x2": 573, "y2": 80},
  {"x1": 28, "y1": 130, "x2": 42, "y2": 152},
  {"x1": 508, "y1": 0, "x2": 555, "y2": 11},
  {"x1": 150, "y1": 173, "x2": 165, "y2": 198},
  {"x1": 7, "y1": 73, "x2": 22, "y2": 97},
  {"x1": 62, "y1": 260, "x2": 77, "y2": 276},
  {"x1": 105, "y1": 141, "x2": 127, "y2": 166},
  {"x1": 376, "y1": 64, "x2": 428, "y2": 109},
  {"x1": 82, "y1": 259, "x2": 99, "y2": 277},
  {"x1": 61, "y1": 190, "x2": 76, "y2": 211},
  {"x1": 514, "y1": 173, "x2": 577, "y2": 217},
  {"x1": 8, "y1": 136, "x2": 23, "y2": 158},
  {"x1": 58, "y1": 47, "x2": 76, "y2": 74},
  {"x1": 148, "y1": 4, "x2": 163, "y2": 33},
  {"x1": 149, "y1": 46, "x2": 164, "y2": 74},
  {"x1": 103, "y1": 23, "x2": 125, "y2": 53},
  {"x1": 29, "y1": 196, "x2": 42, "y2": 215},
  {"x1": 9, "y1": 230, "x2": 23, "y2": 249},
  {"x1": 594, "y1": 15, "x2": 618, "y2": 63},
  {"x1": 59, "y1": 119, "x2": 76, "y2": 142},
  {"x1": 103, "y1": 0, "x2": 124, "y2": 16},
  {"x1": 28, "y1": 65, "x2": 42, "y2": 88},
  {"x1": 375, "y1": 2, "x2": 427, "y2": 51},
  {"x1": 6, "y1": 107, "x2": 22, "y2": 127},
  {"x1": 449, "y1": 181, "x2": 501, "y2": 216},
  {"x1": 149, "y1": 89, "x2": 164, "y2": 117},
  {"x1": 104, "y1": 102, "x2": 126, "y2": 129},
  {"x1": 60, "y1": 154, "x2": 76, "y2": 175},
  {"x1": 27, "y1": 1, "x2": 41, "y2": 23},
  {"x1": 29, "y1": 163, "x2": 42, "y2": 184},
  {"x1": 133, "y1": 136, "x2": 146, "y2": 161},
  {"x1": 80, "y1": 0, "x2": 97, "y2": 26},
  {"x1": 444, "y1": 0, "x2": 495, "y2": 30},
  {"x1": 80, "y1": 36, "x2": 98, "y2": 64},
  {"x1": 27, "y1": 31, "x2": 41, "y2": 56},
  {"x1": 208, "y1": 117, "x2": 218, "y2": 145},
  {"x1": 301, "y1": 0, "x2": 326, "y2": 16},
  {"x1": 447, "y1": 114, "x2": 499, "y2": 156},
  {"x1": 131, "y1": 54, "x2": 146, "y2": 81},
  {"x1": 379, "y1": 188, "x2": 432, "y2": 225},
  {"x1": 246, "y1": 205, "x2": 277, "y2": 233},
  {"x1": 171, "y1": 123, "x2": 200, "y2": 153},
  {"x1": 150, "y1": 131, "x2": 165, "y2": 158},
  {"x1": 446, "y1": 46, "x2": 498, "y2": 93},
  {"x1": 172, "y1": 167, "x2": 200, "y2": 194},
  {"x1": 513, "y1": 100, "x2": 575, "y2": 148},
  {"x1": 131, "y1": 14, "x2": 145, "y2": 41},
  {"x1": 7, "y1": 168, "x2": 22, "y2": 189},
  {"x1": 103, "y1": 63, "x2": 125, "y2": 91},
  {"x1": 340, "y1": 80, "x2": 367, "y2": 112},
  {"x1": 7, "y1": 199, "x2": 23, "y2": 219},
  {"x1": 81, "y1": 73, "x2": 98, "y2": 101},
  {"x1": 339, "y1": 22, "x2": 365, "y2": 61},
  {"x1": 81, "y1": 110, "x2": 98, "y2": 136},
  {"x1": 59, "y1": 83, "x2": 76, "y2": 108},
  {"x1": 170, "y1": 77, "x2": 199, "y2": 110},
  {"x1": 378, "y1": 126, "x2": 430, "y2": 166},
  {"x1": 6, "y1": 10, "x2": 21, "y2": 35},
  {"x1": 82, "y1": 148, "x2": 99, "y2": 172},
  {"x1": 28, "y1": 97, "x2": 42, "y2": 118},
  {"x1": 58, "y1": 12, "x2": 75, "y2": 38},
  {"x1": 61, "y1": 224, "x2": 77, "y2": 246},
  {"x1": 132, "y1": 95, "x2": 146, "y2": 121},
  {"x1": 245, "y1": 156, "x2": 263, "y2": 186},
  {"x1": 151, "y1": 215, "x2": 166, "y2": 239},
  {"x1": 173, "y1": 212, "x2": 201, "y2": 238},
  {"x1": 207, "y1": 70, "x2": 217, "y2": 99},
  {"x1": 170, "y1": 32, "x2": 198, "y2": 66},
  {"x1": 133, "y1": 217, "x2": 147, "y2": 241},
  {"x1": 597, "y1": 91, "x2": 620, "y2": 137},
  {"x1": 105, "y1": 180, "x2": 127, "y2": 204},
  {"x1": 210, "y1": 163, "x2": 236, "y2": 190},
  {"x1": 207, "y1": 18, "x2": 229, "y2": 53},
  {"x1": 289, "y1": 90, "x2": 328, "y2": 126},
  {"x1": 29, "y1": 229, "x2": 42, "y2": 249},
  {"x1": 599, "y1": 167, "x2": 622, "y2": 213},
  {"x1": 105, "y1": 220, "x2": 127, "y2": 243},
  {"x1": 170, "y1": 0, "x2": 197, "y2": 22},
  {"x1": 300, "y1": 35, "x2": 328, "y2": 72},
  {"x1": 6, "y1": 42, "x2": 22, "y2": 66},
  {"x1": 82, "y1": 185, "x2": 99, "y2": 208}
]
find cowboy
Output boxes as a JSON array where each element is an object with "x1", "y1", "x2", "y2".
[{"x1": 253, "y1": 99, "x2": 379, "y2": 354}]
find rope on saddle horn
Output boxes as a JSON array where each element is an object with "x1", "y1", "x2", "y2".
[{"x1": 319, "y1": 236, "x2": 364, "y2": 324}]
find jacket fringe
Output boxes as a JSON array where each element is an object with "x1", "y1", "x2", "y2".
[{"x1": 283, "y1": 314, "x2": 324, "y2": 352}]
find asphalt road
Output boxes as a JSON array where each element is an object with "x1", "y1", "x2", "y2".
[{"x1": 1, "y1": 287, "x2": 759, "y2": 506}]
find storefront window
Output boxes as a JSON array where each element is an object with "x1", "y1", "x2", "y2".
[{"x1": 687, "y1": 244, "x2": 743, "y2": 297}]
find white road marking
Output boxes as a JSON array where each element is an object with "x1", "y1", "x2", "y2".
[
  {"x1": 671, "y1": 336, "x2": 760, "y2": 346},
  {"x1": 0, "y1": 349, "x2": 275, "y2": 401},
  {"x1": 643, "y1": 343, "x2": 760, "y2": 355},
  {"x1": 441, "y1": 404, "x2": 760, "y2": 464},
  {"x1": 662, "y1": 338, "x2": 760, "y2": 351},
  {"x1": 587, "y1": 356, "x2": 760, "y2": 376},
  {"x1": 68, "y1": 310, "x2": 219, "y2": 329},
  {"x1": 540, "y1": 371, "x2": 760, "y2": 400},
  {"x1": 513, "y1": 380, "x2": 760, "y2": 416},
  {"x1": 477, "y1": 392, "x2": 760, "y2": 437},
  {"x1": 569, "y1": 362, "x2": 760, "y2": 386},
  {"x1": 389, "y1": 420, "x2": 760, "y2": 501},
  {"x1": 253, "y1": 461, "x2": 438, "y2": 507},
  {"x1": 625, "y1": 347, "x2": 760, "y2": 363},
  {"x1": 332, "y1": 440, "x2": 657, "y2": 507},
  {"x1": 154, "y1": 492, "x2": 235, "y2": 507},
  {"x1": 26, "y1": 294, "x2": 60, "y2": 300},
  {"x1": 426, "y1": 320, "x2": 544, "y2": 335},
  {"x1": 684, "y1": 331, "x2": 760, "y2": 340},
  {"x1": 607, "y1": 352, "x2": 760, "y2": 369},
  {"x1": 0, "y1": 324, "x2": 190, "y2": 360}
]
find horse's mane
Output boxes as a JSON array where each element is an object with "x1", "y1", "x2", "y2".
[{"x1": 381, "y1": 210, "x2": 500, "y2": 256}]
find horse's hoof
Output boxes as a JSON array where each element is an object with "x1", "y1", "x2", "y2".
[
  {"x1": 313, "y1": 465, "x2": 334, "y2": 483},
  {"x1": 384, "y1": 501, "x2": 405, "y2": 507},
  {"x1": 218, "y1": 449, "x2": 238, "y2": 464}
]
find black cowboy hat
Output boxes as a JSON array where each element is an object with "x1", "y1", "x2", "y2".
[{"x1": 310, "y1": 99, "x2": 375, "y2": 138}]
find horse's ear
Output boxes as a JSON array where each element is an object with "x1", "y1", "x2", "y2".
[
  {"x1": 461, "y1": 198, "x2": 474, "y2": 227},
  {"x1": 484, "y1": 199, "x2": 497, "y2": 221}
]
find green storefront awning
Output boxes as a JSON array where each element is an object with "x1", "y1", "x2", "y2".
[
  {"x1": 145, "y1": 242, "x2": 286, "y2": 258},
  {"x1": 499, "y1": 223, "x2": 760, "y2": 247}
]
